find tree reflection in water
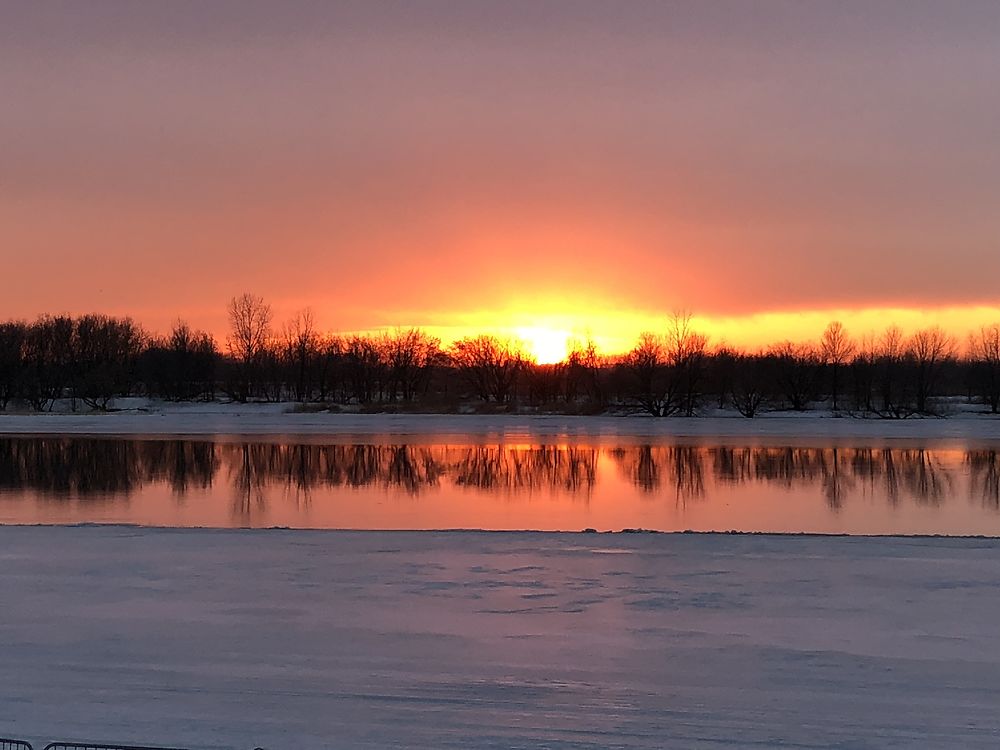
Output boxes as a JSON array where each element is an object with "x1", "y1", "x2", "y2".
[
  {"x1": 0, "y1": 437, "x2": 994, "y2": 519},
  {"x1": 612, "y1": 444, "x2": 957, "y2": 510},
  {"x1": 453, "y1": 446, "x2": 596, "y2": 494},
  {"x1": 967, "y1": 450, "x2": 1000, "y2": 508},
  {"x1": 610, "y1": 446, "x2": 705, "y2": 503}
]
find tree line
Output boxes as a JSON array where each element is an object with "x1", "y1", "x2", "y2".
[{"x1": 1, "y1": 294, "x2": 999, "y2": 417}]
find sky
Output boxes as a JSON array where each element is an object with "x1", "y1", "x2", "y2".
[{"x1": 3, "y1": 1, "x2": 1000, "y2": 359}]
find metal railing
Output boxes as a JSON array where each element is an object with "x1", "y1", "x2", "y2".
[{"x1": 0, "y1": 741, "x2": 266, "y2": 750}]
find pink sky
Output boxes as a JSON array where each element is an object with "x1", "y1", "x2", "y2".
[{"x1": 3, "y1": 2, "x2": 1000, "y2": 350}]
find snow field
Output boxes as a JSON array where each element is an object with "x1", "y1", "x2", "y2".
[{"x1": 1, "y1": 527, "x2": 998, "y2": 748}]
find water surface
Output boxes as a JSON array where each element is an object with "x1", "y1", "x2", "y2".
[{"x1": 1, "y1": 436, "x2": 999, "y2": 534}]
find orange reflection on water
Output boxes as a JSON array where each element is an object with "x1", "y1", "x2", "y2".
[{"x1": 1, "y1": 438, "x2": 999, "y2": 535}]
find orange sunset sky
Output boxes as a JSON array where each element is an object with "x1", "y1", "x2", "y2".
[{"x1": 3, "y1": 2, "x2": 1000, "y2": 360}]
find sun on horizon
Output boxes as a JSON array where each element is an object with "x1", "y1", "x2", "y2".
[{"x1": 514, "y1": 326, "x2": 573, "y2": 365}]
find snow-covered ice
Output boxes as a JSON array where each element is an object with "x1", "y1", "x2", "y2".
[
  {"x1": 2, "y1": 401, "x2": 1000, "y2": 443},
  {"x1": 1, "y1": 526, "x2": 998, "y2": 748}
]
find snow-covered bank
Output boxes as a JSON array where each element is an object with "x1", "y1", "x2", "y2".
[
  {"x1": 1, "y1": 527, "x2": 998, "y2": 748},
  {"x1": 2, "y1": 401, "x2": 1000, "y2": 443}
]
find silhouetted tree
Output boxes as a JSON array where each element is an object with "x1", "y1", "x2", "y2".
[
  {"x1": 524, "y1": 362, "x2": 563, "y2": 406},
  {"x1": 142, "y1": 321, "x2": 218, "y2": 401},
  {"x1": 820, "y1": 321, "x2": 855, "y2": 412},
  {"x1": 730, "y1": 353, "x2": 768, "y2": 417},
  {"x1": 909, "y1": 326, "x2": 956, "y2": 415},
  {"x1": 707, "y1": 345, "x2": 738, "y2": 410},
  {"x1": 382, "y1": 328, "x2": 442, "y2": 401},
  {"x1": 73, "y1": 314, "x2": 145, "y2": 410},
  {"x1": 315, "y1": 335, "x2": 346, "y2": 402},
  {"x1": 262, "y1": 339, "x2": 290, "y2": 402},
  {"x1": 849, "y1": 333, "x2": 878, "y2": 415},
  {"x1": 768, "y1": 341, "x2": 819, "y2": 411},
  {"x1": 620, "y1": 315, "x2": 708, "y2": 417},
  {"x1": 226, "y1": 293, "x2": 272, "y2": 401},
  {"x1": 621, "y1": 332, "x2": 676, "y2": 416},
  {"x1": 0, "y1": 321, "x2": 26, "y2": 410},
  {"x1": 22, "y1": 315, "x2": 75, "y2": 411},
  {"x1": 873, "y1": 326, "x2": 913, "y2": 418},
  {"x1": 281, "y1": 308, "x2": 320, "y2": 402},
  {"x1": 449, "y1": 335, "x2": 526, "y2": 403},
  {"x1": 666, "y1": 312, "x2": 709, "y2": 417},
  {"x1": 970, "y1": 324, "x2": 1000, "y2": 414},
  {"x1": 172, "y1": 322, "x2": 217, "y2": 400},
  {"x1": 564, "y1": 338, "x2": 605, "y2": 408},
  {"x1": 344, "y1": 334, "x2": 386, "y2": 403}
]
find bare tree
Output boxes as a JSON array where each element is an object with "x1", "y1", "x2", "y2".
[
  {"x1": 621, "y1": 315, "x2": 709, "y2": 418},
  {"x1": 708, "y1": 344, "x2": 738, "y2": 410},
  {"x1": 910, "y1": 326, "x2": 956, "y2": 415},
  {"x1": 22, "y1": 315, "x2": 75, "y2": 411},
  {"x1": 0, "y1": 321, "x2": 26, "y2": 410},
  {"x1": 730, "y1": 353, "x2": 768, "y2": 418},
  {"x1": 768, "y1": 341, "x2": 820, "y2": 411},
  {"x1": 449, "y1": 335, "x2": 526, "y2": 404},
  {"x1": 143, "y1": 320, "x2": 218, "y2": 401},
  {"x1": 875, "y1": 325, "x2": 911, "y2": 418},
  {"x1": 666, "y1": 311, "x2": 709, "y2": 417},
  {"x1": 382, "y1": 328, "x2": 442, "y2": 402},
  {"x1": 564, "y1": 337, "x2": 604, "y2": 407},
  {"x1": 970, "y1": 324, "x2": 1000, "y2": 414},
  {"x1": 344, "y1": 334, "x2": 388, "y2": 403},
  {"x1": 621, "y1": 332, "x2": 676, "y2": 416},
  {"x1": 820, "y1": 321, "x2": 855, "y2": 412},
  {"x1": 73, "y1": 314, "x2": 146, "y2": 410},
  {"x1": 226, "y1": 293, "x2": 272, "y2": 401},
  {"x1": 315, "y1": 334, "x2": 345, "y2": 403},
  {"x1": 850, "y1": 332, "x2": 878, "y2": 414},
  {"x1": 281, "y1": 308, "x2": 320, "y2": 401},
  {"x1": 176, "y1": 322, "x2": 218, "y2": 400},
  {"x1": 228, "y1": 293, "x2": 272, "y2": 364}
]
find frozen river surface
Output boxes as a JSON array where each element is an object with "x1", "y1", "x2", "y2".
[{"x1": 1, "y1": 526, "x2": 998, "y2": 749}]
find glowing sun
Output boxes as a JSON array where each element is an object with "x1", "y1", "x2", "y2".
[{"x1": 516, "y1": 326, "x2": 571, "y2": 365}]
